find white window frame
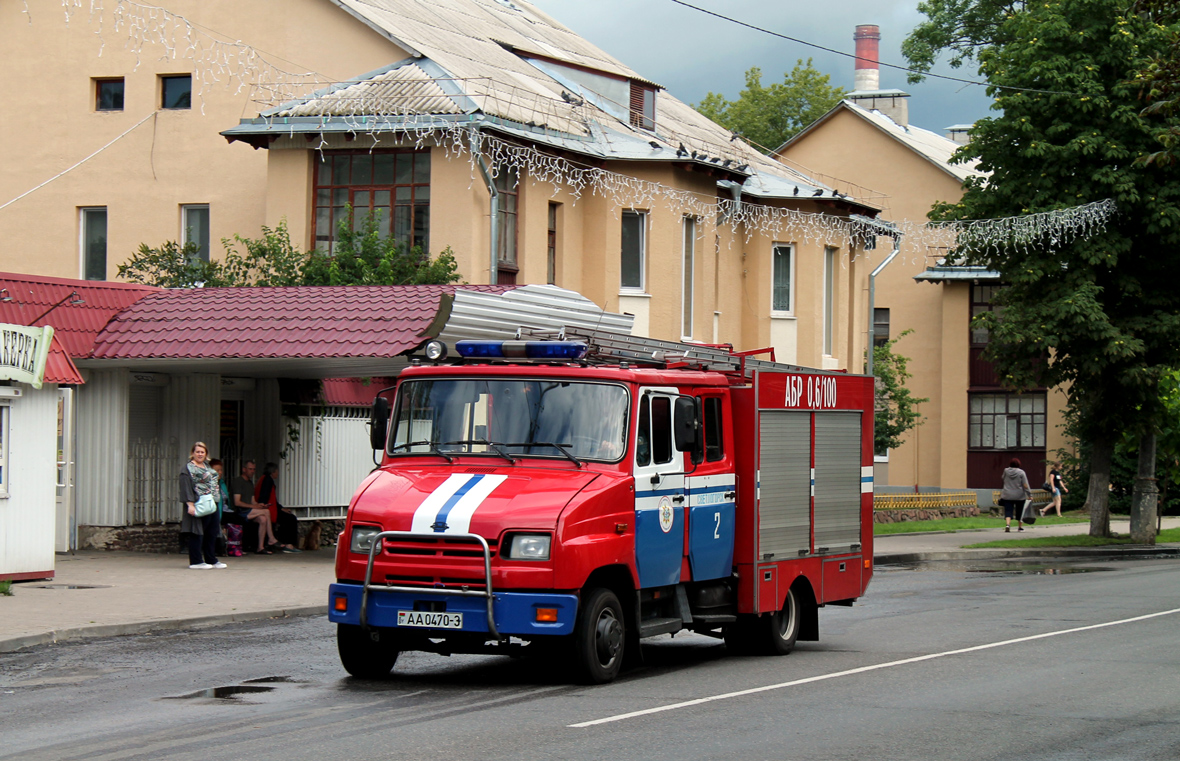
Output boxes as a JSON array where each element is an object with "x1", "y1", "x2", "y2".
[
  {"x1": 0, "y1": 402, "x2": 10, "y2": 498},
  {"x1": 181, "y1": 204, "x2": 210, "y2": 262},
  {"x1": 620, "y1": 209, "x2": 648, "y2": 293},
  {"x1": 681, "y1": 216, "x2": 696, "y2": 340},
  {"x1": 823, "y1": 246, "x2": 836, "y2": 356},
  {"x1": 79, "y1": 206, "x2": 107, "y2": 281},
  {"x1": 770, "y1": 243, "x2": 795, "y2": 315}
]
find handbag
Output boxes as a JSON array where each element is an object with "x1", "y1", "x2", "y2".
[
  {"x1": 194, "y1": 493, "x2": 218, "y2": 517},
  {"x1": 1021, "y1": 499, "x2": 1038, "y2": 525}
]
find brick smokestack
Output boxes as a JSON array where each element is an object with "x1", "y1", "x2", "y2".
[{"x1": 854, "y1": 24, "x2": 880, "y2": 91}]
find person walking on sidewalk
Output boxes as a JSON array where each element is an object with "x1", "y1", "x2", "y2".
[
  {"x1": 999, "y1": 457, "x2": 1033, "y2": 533},
  {"x1": 1041, "y1": 463, "x2": 1069, "y2": 517},
  {"x1": 179, "y1": 442, "x2": 227, "y2": 569}
]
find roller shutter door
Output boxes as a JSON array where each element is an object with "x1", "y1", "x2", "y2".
[
  {"x1": 758, "y1": 411, "x2": 811, "y2": 559},
  {"x1": 813, "y1": 412, "x2": 862, "y2": 552}
]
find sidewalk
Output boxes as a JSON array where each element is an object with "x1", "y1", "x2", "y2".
[
  {"x1": 2, "y1": 519, "x2": 1178, "y2": 653},
  {"x1": 874, "y1": 516, "x2": 1180, "y2": 564},
  {"x1": 0, "y1": 549, "x2": 336, "y2": 653}
]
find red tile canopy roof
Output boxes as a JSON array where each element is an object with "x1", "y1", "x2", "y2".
[
  {"x1": 44, "y1": 334, "x2": 85, "y2": 385},
  {"x1": 0, "y1": 272, "x2": 158, "y2": 357},
  {"x1": 90, "y1": 284, "x2": 510, "y2": 360}
]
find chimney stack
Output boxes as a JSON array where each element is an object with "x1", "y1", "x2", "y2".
[
  {"x1": 848, "y1": 24, "x2": 910, "y2": 127},
  {"x1": 853, "y1": 25, "x2": 881, "y2": 92}
]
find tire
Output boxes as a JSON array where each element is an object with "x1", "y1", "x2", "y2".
[
  {"x1": 337, "y1": 623, "x2": 400, "y2": 679},
  {"x1": 572, "y1": 588, "x2": 626, "y2": 684},
  {"x1": 763, "y1": 586, "x2": 800, "y2": 655}
]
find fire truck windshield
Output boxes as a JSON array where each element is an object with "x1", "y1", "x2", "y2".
[{"x1": 389, "y1": 379, "x2": 629, "y2": 462}]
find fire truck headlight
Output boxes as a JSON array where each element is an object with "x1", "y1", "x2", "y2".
[
  {"x1": 350, "y1": 526, "x2": 381, "y2": 554},
  {"x1": 507, "y1": 534, "x2": 551, "y2": 561}
]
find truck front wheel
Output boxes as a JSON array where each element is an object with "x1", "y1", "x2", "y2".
[
  {"x1": 337, "y1": 624, "x2": 400, "y2": 679},
  {"x1": 572, "y1": 587, "x2": 625, "y2": 684}
]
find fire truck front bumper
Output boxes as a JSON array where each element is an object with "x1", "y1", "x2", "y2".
[{"x1": 329, "y1": 583, "x2": 578, "y2": 637}]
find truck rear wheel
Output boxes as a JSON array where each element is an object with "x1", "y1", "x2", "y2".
[
  {"x1": 763, "y1": 586, "x2": 800, "y2": 655},
  {"x1": 337, "y1": 624, "x2": 400, "y2": 679},
  {"x1": 572, "y1": 587, "x2": 625, "y2": 684}
]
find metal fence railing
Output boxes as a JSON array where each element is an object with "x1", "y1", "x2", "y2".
[
  {"x1": 873, "y1": 492, "x2": 978, "y2": 511},
  {"x1": 127, "y1": 438, "x2": 179, "y2": 525}
]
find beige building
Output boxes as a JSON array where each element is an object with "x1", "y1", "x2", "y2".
[
  {"x1": 775, "y1": 38, "x2": 1067, "y2": 490},
  {"x1": 1, "y1": 0, "x2": 888, "y2": 373},
  {"x1": 0, "y1": 0, "x2": 409, "y2": 281}
]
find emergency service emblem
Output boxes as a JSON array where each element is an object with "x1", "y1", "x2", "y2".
[{"x1": 658, "y1": 496, "x2": 674, "y2": 533}]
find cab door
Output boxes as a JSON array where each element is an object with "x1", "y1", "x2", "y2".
[{"x1": 633, "y1": 387, "x2": 687, "y2": 588}]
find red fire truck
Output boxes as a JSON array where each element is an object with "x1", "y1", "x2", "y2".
[{"x1": 329, "y1": 329, "x2": 875, "y2": 683}]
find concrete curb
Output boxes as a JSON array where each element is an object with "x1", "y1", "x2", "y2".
[
  {"x1": 875, "y1": 546, "x2": 1180, "y2": 565},
  {"x1": 0, "y1": 605, "x2": 328, "y2": 654}
]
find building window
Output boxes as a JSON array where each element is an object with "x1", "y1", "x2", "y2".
[
  {"x1": 95, "y1": 78, "x2": 124, "y2": 111},
  {"x1": 969, "y1": 393, "x2": 1046, "y2": 449},
  {"x1": 496, "y1": 165, "x2": 519, "y2": 285},
  {"x1": 621, "y1": 210, "x2": 646, "y2": 291},
  {"x1": 630, "y1": 82, "x2": 656, "y2": 131},
  {"x1": 823, "y1": 246, "x2": 836, "y2": 355},
  {"x1": 772, "y1": 244, "x2": 793, "y2": 312},
  {"x1": 81, "y1": 207, "x2": 107, "y2": 281},
  {"x1": 873, "y1": 308, "x2": 890, "y2": 347},
  {"x1": 682, "y1": 216, "x2": 696, "y2": 339},
  {"x1": 313, "y1": 150, "x2": 430, "y2": 255},
  {"x1": 161, "y1": 75, "x2": 192, "y2": 109},
  {"x1": 547, "y1": 202, "x2": 559, "y2": 285},
  {"x1": 971, "y1": 283, "x2": 1001, "y2": 345},
  {"x1": 0, "y1": 404, "x2": 8, "y2": 497},
  {"x1": 181, "y1": 205, "x2": 210, "y2": 261}
]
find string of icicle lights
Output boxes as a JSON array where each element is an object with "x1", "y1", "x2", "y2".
[{"x1": 39, "y1": 0, "x2": 1117, "y2": 261}]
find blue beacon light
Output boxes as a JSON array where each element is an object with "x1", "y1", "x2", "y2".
[{"x1": 455, "y1": 340, "x2": 589, "y2": 360}]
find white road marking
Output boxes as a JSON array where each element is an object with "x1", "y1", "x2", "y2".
[{"x1": 568, "y1": 606, "x2": 1180, "y2": 728}]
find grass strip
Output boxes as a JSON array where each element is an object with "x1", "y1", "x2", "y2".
[
  {"x1": 963, "y1": 526, "x2": 1180, "y2": 549},
  {"x1": 874, "y1": 512, "x2": 1089, "y2": 535}
]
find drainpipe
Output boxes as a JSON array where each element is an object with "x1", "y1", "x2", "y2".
[
  {"x1": 472, "y1": 129, "x2": 500, "y2": 285},
  {"x1": 853, "y1": 214, "x2": 901, "y2": 377}
]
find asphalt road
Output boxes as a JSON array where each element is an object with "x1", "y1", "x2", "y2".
[{"x1": 2, "y1": 557, "x2": 1178, "y2": 761}]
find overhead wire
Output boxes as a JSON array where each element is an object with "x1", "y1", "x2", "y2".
[{"x1": 666, "y1": 0, "x2": 1074, "y2": 97}]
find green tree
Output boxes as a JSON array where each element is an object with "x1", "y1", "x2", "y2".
[
  {"x1": 872, "y1": 331, "x2": 928, "y2": 454},
  {"x1": 694, "y1": 60, "x2": 845, "y2": 152},
  {"x1": 117, "y1": 239, "x2": 222, "y2": 288},
  {"x1": 900, "y1": 0, "x2": 1025, "y2": 84},
  {"x1": 119, "y1": 212, "x2": 461, "y2": 288},
  {"x1": 301, "y1": 210, "x2": 460, "y2": 286},
  {"x1": 906, "y1": 0, "x2": 1180, "y2": 539},
  {"x1": 1130, "y1": 0, "x2": 1180, "y2": 167}
]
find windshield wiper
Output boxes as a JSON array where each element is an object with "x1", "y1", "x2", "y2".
[
  {"x1": 445, "y1": 439, "x2": 518, "y2": 465},
  {"x1": 389, "y1": 440, "x2": 455, "y2": 464},
  {"x1": 506, "y1": 441, "x2": 583, "y2": 468}
]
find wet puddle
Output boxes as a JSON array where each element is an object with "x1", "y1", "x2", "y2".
[
  {"x1": 881, "y1": 562, "x2": 1115, "y2": 575},
  {"x1": 167, "y1": 676, "x2": 297, "y2": 701}
]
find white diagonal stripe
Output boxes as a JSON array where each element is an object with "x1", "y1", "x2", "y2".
[
  {"x1": 410, "y1": 474, "x2": 475, "y2": 533},
  {"x1": 441, "y1": 474, "x2": 507, "y2": 533}
]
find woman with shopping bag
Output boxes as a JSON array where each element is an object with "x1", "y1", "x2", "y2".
[{"x1": 999, "y1": 457, "x2": 1033, "y2": 533}]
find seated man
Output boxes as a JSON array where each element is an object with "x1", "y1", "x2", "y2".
[{"x1": 233, "y1": 460, "x2": 279, "y2": 554}]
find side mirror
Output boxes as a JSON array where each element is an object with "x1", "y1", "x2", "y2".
[
  {"x1": 673, "y1": 396, "x2": 698, "y2": 454},
  {"x1": 369, "y1": 396, "x2": 390, "y2": 451}
]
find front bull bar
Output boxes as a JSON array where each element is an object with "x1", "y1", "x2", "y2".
[{"x1": 359, "y1": 531, "x2": 501, "y2": 640}]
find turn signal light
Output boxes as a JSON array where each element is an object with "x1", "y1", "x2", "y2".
[
  {"x1": 334, "y1": 596, "x2": 348, "y2": 612},
  {"x1": 535, "y1": 608, "x2": 558, "y2": 623},
  {"x1": 864, "y1": 559, "x2": 872, "y2": 569}
]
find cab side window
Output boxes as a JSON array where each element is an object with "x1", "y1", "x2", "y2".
[
  {"x1": 651, "y1": 396, "x2": 672, "y2": 464},
  {"x1": 703, "y1": 396, "x2": 724, "y2": 462},
  {"x1": 636, "y1": 395, "x2": 651, "y2": 467}
]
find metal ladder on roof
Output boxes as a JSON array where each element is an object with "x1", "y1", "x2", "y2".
[{"x1": 517, "y1": 326, "x2": 839, "y2": 377}]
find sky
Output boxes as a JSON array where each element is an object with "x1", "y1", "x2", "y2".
[{"x1": 527, "y1": 0, "x2": 995, "y2": 134}]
